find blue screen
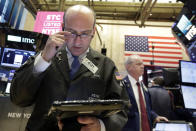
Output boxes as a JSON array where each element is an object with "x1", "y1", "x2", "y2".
[
  {"x1": 0, "y1": 69, "x2": 9, "y2": 81},
  {"x1": 0, "y1": 69, "x2": 15, "y2": 82},
  {"x1": 181, "y1": 85, "x2": 196, "y2": 110},
  {"x1": 180, "y1": 60, "x2": 196, "y2": 84},
  {"x1": 172, "y1": 14, "x2": 196, "y2": 45},
  {"x1": 188, "y1": 40, "x2": 196, "y2": 61},
  {"x1": 177, "y1": 15, "x2": 192, "y2": 35},
  {"x1": 1, "y1": 48, "x2": 35, "y2": 68}
]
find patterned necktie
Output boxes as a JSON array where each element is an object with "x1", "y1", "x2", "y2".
[
  {"x1": 70, "y1": 56, "x2": 80, "y2": 79},
  {"x1": 136, "y1": 82, "x2": 150, "y2": 131}
]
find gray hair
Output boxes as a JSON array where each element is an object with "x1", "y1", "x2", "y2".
[{"x1": 124, "y1": 55, "x2": 142, "y2": 65}]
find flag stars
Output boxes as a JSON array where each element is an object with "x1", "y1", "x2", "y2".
[{"x1": 125, "y1": 36, "x2": 149, "y2": 52}]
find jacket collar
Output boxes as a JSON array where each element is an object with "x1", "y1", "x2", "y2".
[
  {"x1": 123, "y1": 76, "x2": 137, "y2": 105},
  {"x1": 54, "y1": 46, "x2": 70, "y2": 83},
  {"x1": 54, "y1": 47, "x2": 98, "y2": 81}
]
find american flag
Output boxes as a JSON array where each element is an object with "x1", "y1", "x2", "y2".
[
  {"x1": 125, "y1": 35, "x2": 183, "y2": 67},
  {"x1": 115, "y1": 71, "x2": 123, "y2": 80}
]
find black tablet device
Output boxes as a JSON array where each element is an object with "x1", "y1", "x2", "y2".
[
  {"x1": 154, "y1": 121, "x2": 194, "y2": 131},
  {"x1": 48, "y1": 99, "x2": 130, "y2": 119}
]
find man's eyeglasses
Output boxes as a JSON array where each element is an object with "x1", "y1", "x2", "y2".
[{"x1": 65, "y1": 30, "x2": 93, "y2": 40}]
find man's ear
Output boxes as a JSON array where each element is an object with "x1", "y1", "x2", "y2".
[
  {"x1": 93, "y1": 26, "x2": 96, "y2": 36},
  {"x1": 125, "y1": 64, "x2": 129, "y2": 70}
]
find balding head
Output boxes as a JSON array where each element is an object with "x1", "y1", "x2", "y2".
[
  {"x1": 62, "y1": 5, "x2": 96, "y2": 56},
  {"x1": 64, "y1": 5, "x2": 96, "y2": 28}
]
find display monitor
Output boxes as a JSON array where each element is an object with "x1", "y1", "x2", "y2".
[
  {"x1": 188, "y1": 40, "x2": 196, "y2": 61},
  {"x1": 181, "y1": 85, "x2": 196, "y2": 110},
  {"x1": 172, "y1": 14, "x2": 196, "y2": 46},
  {"x1": 176, "y1": 15, "x2": 192, "y2": 35},
  {"x1": 0, "y1": 69, "x2": 10, "y2": 82},
  {"x1": 8, "y1": 70, "x2": 15, "y2": 81},
  {"x1": 162, "y1": 68, "x2": 179, "y2": 87},
  {"x1": 179, "y1": 60, "x2": 196, "y2": 85},
  {"x1": 5, "y1": 29, "x2": 38, "y2": 51},
  {"x1": 1, "y1": 48, "x2": 35, "y2": 68},
  {"x1": 5, "y1": 82, "x2": 11, "y2": 94},
  {"x1": 0, "y1": 69, "x2": 15, "y2": 82}
]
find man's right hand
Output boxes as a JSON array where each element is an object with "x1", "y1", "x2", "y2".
[{"x1": 41, "y1": 31, "x2": 71, "y2": 62}]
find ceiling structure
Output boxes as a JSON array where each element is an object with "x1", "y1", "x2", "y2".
[{"x1": 22, "y1": 0, "x2": 184, "y2": 27}]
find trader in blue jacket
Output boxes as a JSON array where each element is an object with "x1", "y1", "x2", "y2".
[{"x1": 122, "y1": 55, "x2": 168, "y2": 131}]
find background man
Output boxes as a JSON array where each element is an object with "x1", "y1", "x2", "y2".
[
  {"x1": 10, "y1": 5, "x2": 128, "y2": 131},
  {"x1": 122, "y1": 55, "x2": 168, "y2": 131}
]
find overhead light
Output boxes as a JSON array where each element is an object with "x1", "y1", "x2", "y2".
[
  {"x1": 172, "y1": 15, "x2": 176, "y2": 19},
  {"x1": 176, "y1": 0, "x2": 186, "y2": 3}
]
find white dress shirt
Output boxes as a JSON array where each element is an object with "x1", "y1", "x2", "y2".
[{"x1": 33, "y1": 47, "x2": 88, "y2": 73}]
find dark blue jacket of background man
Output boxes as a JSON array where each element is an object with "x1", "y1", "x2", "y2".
[{"x1": 122, "y1": 76, "x2": 158, "y2": 131}]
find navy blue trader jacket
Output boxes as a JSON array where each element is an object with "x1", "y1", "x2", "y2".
[{"x1": 122, "y1": 76, "x2": 157, "y2": 131}]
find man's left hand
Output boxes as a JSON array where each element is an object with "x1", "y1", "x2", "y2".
[
  {"x1": 77, "y1": 116, "x2": 101, "y2": 131},
  {"x1": 155, "y1": 116, "x2": 169, "y2": 122}
]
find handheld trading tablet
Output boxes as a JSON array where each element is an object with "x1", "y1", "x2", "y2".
[{"x1": 48, "y1": 99, "x2": 130, "y2": 119}]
